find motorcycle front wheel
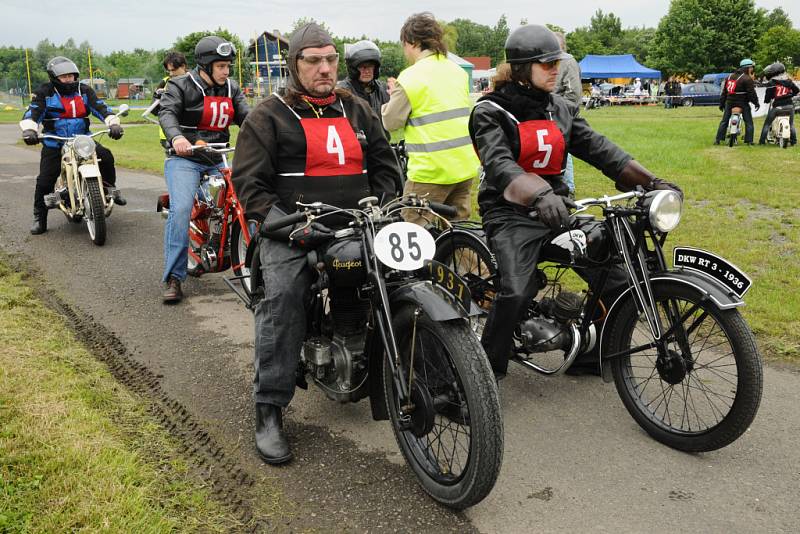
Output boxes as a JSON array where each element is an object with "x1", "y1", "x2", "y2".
[
  {"x1": 83, "y1": 179, "x2": 106, "y2": 246},
  {"x1": 605, "y1": 281, "x2": 763, "y2": 452},
  {"x1": 383, "y1": 305, "x2": 503, "y2": 509},
  {"x1": 230, "y1": 219, "x2": 255, "y2": 298}
]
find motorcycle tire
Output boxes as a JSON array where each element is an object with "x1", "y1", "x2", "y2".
[
  {"x1": 605, "y1": 281, "x2": 763, "y2": 452},
  {"x1": 728, "y1": 133, "x2": 737, "y2": 147},
  {"x1": 83, "y1": 179, "x2": 106, "y2": 246},
  {"x1": 779, "y1": 137, "x2": 787, "y2": 149},
  {"x1": 383, "y1": 305, "x2": 503, "y2": 509},
  {"x1": 230, "y1": 219, "x2": 255, "y2": 299},
  {"x1": 433, "y1": 230, "x2": 497, "y2": 337}
]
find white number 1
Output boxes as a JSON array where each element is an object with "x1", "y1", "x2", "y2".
[
  {"x1": 69, "y1": 100, "x2": 77, "y2": 117},
  {"x1": 326, "y1": 125, "x2": 345, "y2": 165},
  {"x1": 533, "y1": 129, "x2": 552, "y2": 169}
]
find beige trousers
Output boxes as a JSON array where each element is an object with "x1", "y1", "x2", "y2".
[{"x1": 402, "y1": 177, "x2": 475, "y2": 226}]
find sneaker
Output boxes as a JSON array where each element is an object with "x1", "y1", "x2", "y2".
[{"x1": 162, "y1": 277, "x2": 183, "y2": 304}]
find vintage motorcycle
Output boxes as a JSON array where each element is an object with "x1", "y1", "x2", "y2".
[
  {"x1": 726, "y1": 106, "x2": 744, "y2": 147},
  {"x1": 239, "y1": 195, "x2": 503, "y2": 509},
  {"x1": 39, "y1": 104, "x2": 129, "y2": 246},
  {"x1": 434, "y1": 188, "x2": 763, "y2": 452},
  {"x1": 765, "y1": 104, "x2": 794, "y2": 149},
  {"x1": 157, "y1": 143, "x2": 255, "y2": 297}
]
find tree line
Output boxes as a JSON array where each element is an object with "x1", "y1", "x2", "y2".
[{"x1": 1, "y1": 1, "x2": 798, "y2": 95}]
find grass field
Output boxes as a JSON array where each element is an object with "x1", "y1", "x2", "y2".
[{"x1": 0, "y1": 260, "x2": 258, "y2": 532}]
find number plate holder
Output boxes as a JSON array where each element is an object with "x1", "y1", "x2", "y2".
[
  {"x1": 418, "y1": 259, "x2": 473, "y2": 312},
  {"x1": 673, "y1": 246, "x2": 752, "y2": 298}
]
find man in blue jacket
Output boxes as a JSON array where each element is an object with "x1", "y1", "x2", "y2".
[{"x1": 20, "y1": 56, "x2": 125, "y2": 235}]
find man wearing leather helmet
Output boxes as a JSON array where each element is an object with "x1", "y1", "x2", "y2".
[
  {"x1": 20, "y1": 56, "x2": 126, "y2": 235},
  {"x1": 158, "y1": 35, "x2": 249, "y2": 303},
  {"x1": 231, "y1": 23, "x2": 399, "y2": 465},
  {"x1": 471, "y1": 24, "x2": 682, "y2": 378}
]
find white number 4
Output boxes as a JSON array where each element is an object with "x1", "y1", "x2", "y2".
[
  {"x1": 326, "y1": 125, "x2": 345, "y2": 165},
  {"x1": 533, "y1": 129, "x2": 552, "y2": 169}
]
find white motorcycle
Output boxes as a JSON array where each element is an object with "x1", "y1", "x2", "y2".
[
  {"x1": 726, "y1": 106, "x2": 743, "y2": 147},
  {"x1": 765, "y1": 104, "x2": 793, "y2": 149},
  {"x1": 40, "y1": 104, "x2": 129, "y2": 246}
]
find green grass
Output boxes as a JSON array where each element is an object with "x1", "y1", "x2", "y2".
[
  {"x1": 0, "y1": 260, "x2": 248, "y2": 532},
  {"x1": 573, "y1": 105, "x2": 799, "y2": 360}
]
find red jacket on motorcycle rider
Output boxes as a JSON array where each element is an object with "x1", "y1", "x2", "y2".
[{"x1": 470, "y1": 24, "x2": 682, "y2": 378}]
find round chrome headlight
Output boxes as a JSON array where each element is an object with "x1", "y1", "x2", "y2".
[
  {"x1": 647, "y1": 190, "x2": 682, "y2": 232},
  {"x1": 73, "y1": 135, "x2": 96, "y2": 159}
]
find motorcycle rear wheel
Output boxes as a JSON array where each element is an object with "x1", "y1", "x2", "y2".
[
  {"x1": 779, "y1": 137, "x2": 787, "y2": 149},
  {"x1": 383, "y1": 305, "x2": 503, "y2": 509},
  {"x1": 728, "y1": 133, "x2": 737, "y2": 147},
  {"x1": 606, "y1": 281, "x2": 763, "y2": 452},
  {"x1": 83, "y1": 179, "x2": 106, "y2": 246}
]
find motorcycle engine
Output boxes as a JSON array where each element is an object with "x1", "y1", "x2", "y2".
[
  {"x1": 302, "y1": 287, "x2": 369, "y2": 402},
  {"x1": 518, "y1": 291, "x2": 583, "y2": 353}
]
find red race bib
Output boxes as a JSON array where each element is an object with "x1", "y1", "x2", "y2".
[
  {"x1": 198, "y1": 95, "x2": 233, "y2": 131},
  {"x1": 725, "y1": 79, "x2": 738, "y2": 94},
  {"x1": 775, "y1": 85, "x2": 790, "y2": 98},
  {"x1": 300, "y1": 117, "x2": 364, "y2": 176},
  {"x1": 517, "y1": 120, "x2": 566, "y2": 176},
  {"x1": 59, "y1": 95, "x2": 87, "y2": 119}
]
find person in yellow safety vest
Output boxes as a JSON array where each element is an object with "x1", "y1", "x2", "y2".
[
  {"x1": 153, "y1": 51, "x2": 188, "y2": 147},
  {"x1": 381, "y1": 12, "x2": 480, "y2": 225}
]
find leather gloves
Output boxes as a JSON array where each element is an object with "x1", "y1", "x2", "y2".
[
  {"x1": 291, "y1": 221, "x2": 333, "y2": 249},
  {"x1": 531, "y1": 186, "x2": 575, "y2": 231},
  {"x1": 108, "y1": 124, "x2": 124, "y2": 140},
  {"x1": 646, "y1": 177, "x2": 683, "y2": 200},
  {"x1": 719, "y1": 104, "x2": 724, "y2": 112},
  {"x1": 22, "y1": 129, "x2": 39, "y2": 145}
]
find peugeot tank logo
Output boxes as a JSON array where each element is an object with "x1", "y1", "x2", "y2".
[{"x1": 332, "y1": 258, "x2": 362, "y2": 270}]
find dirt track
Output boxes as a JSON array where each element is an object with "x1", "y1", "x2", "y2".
[{"x1": 1, "y1": 124, "x2": 798, "y2": 533}]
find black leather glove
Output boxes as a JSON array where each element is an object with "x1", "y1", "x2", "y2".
[
  {"x1": 291, "y1": 221, "x2": 334, "y2": 249},
  {"x1": 754, "y1": 104, "x2": 760, "y2": 112},
  {"x1": 22, "y1": 129, "x2": 39, "y2": 146},
  {"x1": 531, "y1": 186, "x2": 573, "y2": 231},
  {"x1": 108, "y1": 124, "x2": 124, "y2": 140},
  {"x1": 718, "y1": 104, "x2": 724, "y2": 112},
  {"x1": 646, "y1": 177, "x2": 684, "y2": 200}
]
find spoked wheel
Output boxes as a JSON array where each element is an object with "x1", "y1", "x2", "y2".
[
  {"x1": 83, "y1": 179, "x2": 106, "y2": 246},
  {"x1": 230, "y1": 219, "x2": 257, "y2": 298},
  {"x1": 606, "y1": 281, "x2": 763, "y2": 452},
  {"x1": 433, "y1": 231, "x2": 498, "y2": 337},
  {"x1": 187, "y1": 203, "x2": 209, "y2": 277},
  {"x1": 384, "y1": 305, "x2": 503, "y2": 509}
]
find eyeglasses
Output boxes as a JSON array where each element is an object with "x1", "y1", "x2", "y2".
[
  {"x1": 216, "y1": 42, "x2": 236, "y2": 57},
  {"x1": 539, "y1": 60, "x2": 561, "y2": 70},
  {"x1": 298, "y1": 53, "x2": 340, "y2": 66}
]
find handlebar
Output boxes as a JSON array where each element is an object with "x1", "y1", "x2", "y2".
[
  {"x1": 428, "y1": 201, "x2": 457, "y2": 218},
  {"x1": 166, "y1": 143, "x2": 234, "y2": 156},
  {"x1": 258, "y1": 211, "x2": 309, "y2": 236},
  {"x1": 39, "y1": 130, "x2": 110, "y2": 142}
]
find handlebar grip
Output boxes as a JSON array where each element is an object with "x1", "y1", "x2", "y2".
[
  {"x1": 428, "y1": 202, "x2": 457, "y2": 218},
  {"x1": 258, "y1": 211, "x2": 307, "y2": 236}
]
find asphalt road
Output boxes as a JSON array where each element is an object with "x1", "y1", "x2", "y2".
[{"x1": 1, "y1": 124, "x2": 798, "y2": 533}]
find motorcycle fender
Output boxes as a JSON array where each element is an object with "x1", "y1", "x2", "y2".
[
  {"x1": 390, "y1": 280, "x2": 480, "y2": 321},
  {"x1": 78, "y1": 164, "x2": 101, "y2": 179},
  {"x1": 598, "y1": 270, "x2": 745, "y2": 382}
]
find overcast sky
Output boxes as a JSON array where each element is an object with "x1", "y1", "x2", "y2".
[{"x1": 2, "y1": 0, "x2": 797, "y2": 53}]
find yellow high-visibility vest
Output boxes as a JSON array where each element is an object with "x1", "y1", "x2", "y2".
[
  {"x1": 158, "y1": 76, "x2": 168, "y2": 142},
  {"x1": 397, "y1": 54, "x2": 479, "y2": 184}
]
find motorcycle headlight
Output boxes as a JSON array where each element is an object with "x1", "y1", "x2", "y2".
[
  {"x1": 73, "y1": 135, "x2": 96, "y2": 159},
  {"x1": 646, "y1": 190, "x2": 682, "y2": 232}
]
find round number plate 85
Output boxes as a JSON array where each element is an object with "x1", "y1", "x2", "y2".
[{"x1": 374, "y1": 222, "x2": 436, "y2": 271}]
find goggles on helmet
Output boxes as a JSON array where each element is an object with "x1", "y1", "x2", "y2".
[{"x1": 215, "y1": 42, "x2": 236, "y2": 57}]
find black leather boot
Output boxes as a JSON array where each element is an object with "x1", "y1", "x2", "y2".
[
  {"x1": 255, "y1": 403, "x2": 292, "y2": 464},
  {"x1": 30, "y1": 209, "x2": 47, "y2": 235}
]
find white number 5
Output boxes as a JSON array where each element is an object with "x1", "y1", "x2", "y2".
[
  {"x1": 533, "y1": 129, "x2": 552, "y2": 169},
  {"x1": 326, "y1": 125, "x2": 345, "y2": 165}
]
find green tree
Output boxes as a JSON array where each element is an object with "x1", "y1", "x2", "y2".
[
  {"x1": 649, "y1": 0, "x2": 762, "y2": 77},
  {"x1": 589, "y1": 10, "x2": 623, "y2": 50},
  {"x1": 754, "y1": 25, "x2": 800, "y2": 71},
  {"x1": 449, "y1": 18, "x2": 493, "y2": 58},
  {"x1": 761, "y1": 7, "x2": 793, "y2": 33}
]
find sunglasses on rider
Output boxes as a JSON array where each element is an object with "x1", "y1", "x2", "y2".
[
  {"x1": 539, "y1": 60, "x2": 561, "y2": 70},
  {"x1": 216, "y1": 42, "x2": 236, "y2": 57},
  {"x1": 298, "y1": 53, "x2": 340, "y2": 66}
]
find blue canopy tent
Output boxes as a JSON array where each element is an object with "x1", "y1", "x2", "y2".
[{"x1": 577, "y1": 54, "x2": 661, "y2": 80}]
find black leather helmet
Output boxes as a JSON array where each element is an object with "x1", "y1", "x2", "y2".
[
  {"x1": 763, "y1": 62, "x2": 786, "y2": 79},
  {"x1": 46, "y1": 56, "x2": 80, "y2": 93},
  {"x1": 505, "y1": 25, "x2": 571, "y2": 64},
  {"x1": 195, "y1": 35, "x2": 237, "y2": 77},
  {"x1": 345, "y1": 40, "x2": 382, "y2": 80}
]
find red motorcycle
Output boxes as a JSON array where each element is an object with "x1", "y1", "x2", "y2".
[{"x1": 157, "y1": 143, "x2": 255, "y2": 298}]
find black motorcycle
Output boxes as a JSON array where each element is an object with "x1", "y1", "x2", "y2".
[
  {"x1": 434, "y1": 189, "x2": 763, "y2": 452},
  {"x1": 234, "y1": 195, "x2": 503, "y2": 509}
]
